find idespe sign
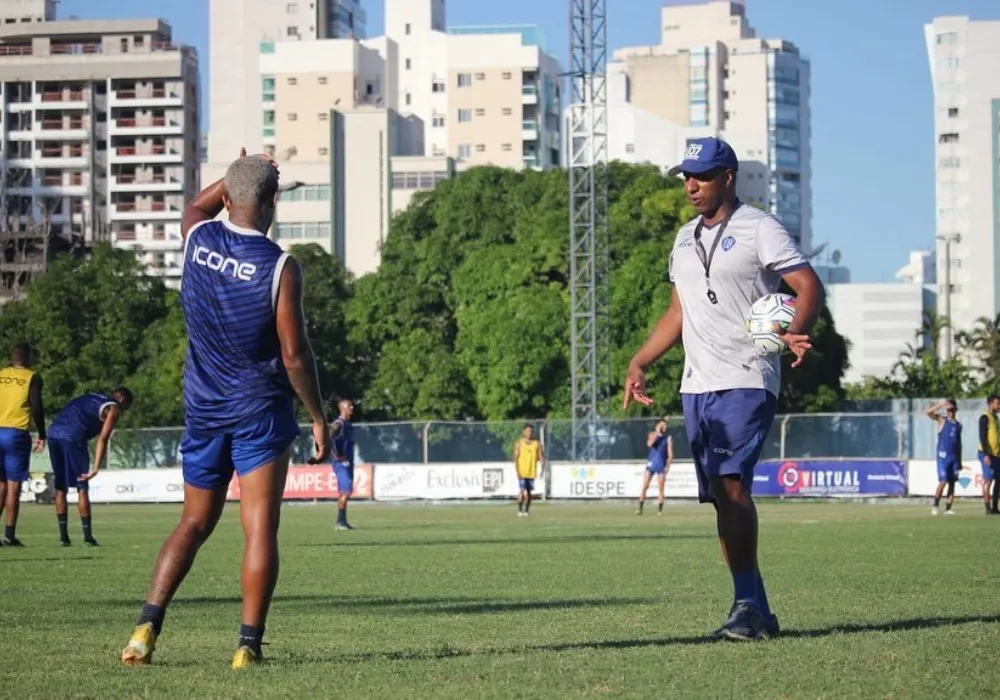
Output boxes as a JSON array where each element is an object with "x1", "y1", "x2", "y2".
[
  {"x1": 907, "y1": 460, "x2": 986, "y2": 497},
  {"x1": 549, "y1": 462, "x2": 701, "y2": 500},
  {"x1": 374, "y1": 463, "x2": 542, "y2": 501}
]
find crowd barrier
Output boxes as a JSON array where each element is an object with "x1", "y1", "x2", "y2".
[{"x1": 13, "y1": 459, "x2": 988, "y2": 504}]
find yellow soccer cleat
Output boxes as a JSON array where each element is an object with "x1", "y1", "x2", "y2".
[
  {"x1": 121, "y1": 622, "x2": 157, "y2": 666},
  {"x1": 231, "y1": 645, "x2": 263, "y2": 669}
]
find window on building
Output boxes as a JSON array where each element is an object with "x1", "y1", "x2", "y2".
[
  {"x1": 502, "y1": 107, "x2": 512, "y2": 116},
  {"x1": 405, "y1": 58, "x2": 411, "y2": 70},
  {"x1": 938, "y1": 132, "x2": 959, "y2": 144},
  {"x1": 502, "y1": 143, "x2": 512, "y2": 151},
  {"x1": 287, "y1": 2, "x2": 298, "y2": 13},
  {"x1": 937, "y1": 32, "x2": 958, "y2": 44},
  {"x1": 318, "y1": 76, "x2": 328, "y2": 85},
  {"x1": 287, "y1": 77, "x2": 297, "y2": 85},
  {"x1": 286, "y1": 26, "x2": 299, "y2": 38},
  {"x1": 134, "y1": 35, "x2": 145, "y2": 47},
  {"x1": 948, "y1": 107, "x2": 959, "y2": 118},
  {"x1": 319, "y1": 147, "x2": 328, "y2": 156},
  {"x1": 458, "y1": 109, "x2": 472, "y2": 123},
  {"x1": 939, "y1": 56, "x2": 960, "y2": 69},
  {"x1": 120, "y1": 38, "x2": 129, "y2": 53},
  {"x1": 939, "y1": 156, "x2": 961, "y2": 168},
  {"x1": 625, "y1": 144, "x2": 635, "y2": 153},
  {"x1": 458, "y1": 144, "x2": 472, "y2": 158},
  {"x1": 318, "y1": 112, "x2": 328, "y2": 121},
  {"x1": 475, "y1": 72, "x2": 485, "y2": 80},
  {"x1": 432, "y1": 115, "x2": 445, "y2": 127},
  {"x1": 457, "y1": 73, "x2": 472, "y2": 88},
  {"x1": 405, "y1": 22, "x2": 411, "y2": 35},
  {"x1": 475, "y1": 108, "x2": 485, "y2": 116},
  {"x1": 502, "y1": 72, "x2": 512, "y2": 80},
  {"x1": 288, "y1": 113, "x2": 298, "y2": 121},
  {"x1": 405, "y1": 93, "x2": 411, "y2": 105},
  {"x1": 475, "y1": 144, "x2": 486, "y2": 152},
  {"x1": 432, "y1": 79, "x2": 446, "y2": 93}
]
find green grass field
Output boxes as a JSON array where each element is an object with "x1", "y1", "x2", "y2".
[{"x1": 2, "y1": 500, "x2": 999, "y2": 699}]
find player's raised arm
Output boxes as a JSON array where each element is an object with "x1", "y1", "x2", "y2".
[
  {"x1": 275, "y1": 257, "x2": 330, "y2": 463},
  {"x1": 624, "y1": 287, "x2": 684, "y2": 408},
  {"x1": 926, "y1": 400, "x2": 949, "y2": 422}
]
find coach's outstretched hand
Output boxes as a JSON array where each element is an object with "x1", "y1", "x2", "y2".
[{"x1": 775, "y1": 324, "x2": 812, "y2": 368}]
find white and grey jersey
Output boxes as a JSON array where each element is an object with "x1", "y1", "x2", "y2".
[{"x1": 668, "y1": 204, "x2": 809, "y2": 397}]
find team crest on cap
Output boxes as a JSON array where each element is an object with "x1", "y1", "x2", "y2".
[{"x1": 684, "y1": 144, "x2": 703, "y2": 160}]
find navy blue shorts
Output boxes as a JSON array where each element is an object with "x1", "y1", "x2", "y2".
[
  {"x1": 0, "y1": 427, "x2": 31, "y2": 483},
  {"x1": 646, "y1": 461, "x2": 666, "y2": 475},
  {"x1": 937, "y1": 459, "x2": 960, "y2": 483},
  {"x1": 49, "y1": 438, "x2": 91, "y2": 492},
  {"x1": 333, "y1": 461, "x2": 354, "y2": 494},
  {"x1": 980, "y1": 452, "x2": 995, "y2": 483},
  {"x1": 682, "y1": 389, "x2": 778, "y2": 503},
  {"x1": 181, "y1": 404, "x2": 301, "y2": 491},
  {"x1": 518, "y1": 478, "x2": 535, "y2": 491}
]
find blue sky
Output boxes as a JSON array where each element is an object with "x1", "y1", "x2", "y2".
[{"x1": 60, "y1": 0, "x2": 998, "y2": 282}]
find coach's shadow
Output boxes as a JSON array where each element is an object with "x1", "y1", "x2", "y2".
[{"x1": 296, "y1": 532, "x2": 713, "y2": 548}]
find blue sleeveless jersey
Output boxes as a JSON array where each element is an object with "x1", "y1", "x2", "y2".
[
  {"x1": 333, "y1": 418, "x2": 354, "y2": 465},
  {"x1": 181, "y1": 220, "x2": 294, "y2": 434},
  {"x1": 937, "y1": 419, "x2": 961, "y2": 462},
  {"x1": 647, "y1": 434, "x2": 669, "y2": 468},
  {"x1": 49, "y1": 393, "x2": 116, "y2": 442}
]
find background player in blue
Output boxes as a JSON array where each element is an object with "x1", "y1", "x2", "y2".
[
  {"x1": 48, "y1": 387, "x2": 133, "y2": 547},
  {"x1": 637, "y1": 418, "x2": 673, "y2": 516},
  {"x1": 622, "y1": 138, "x2": 823, "y2": 641},
  {"x1": 0, "y1": 343, "x2": 47, "y2": 546},
  {"x1": 122, "y1": 149, "x2": 331, "y2": 670},
  {"x1": 331, "y1": 399, "x2": 356, "y2": 530},
  {"x1": 926, "y1": 399, "x2": 962, "y2": 516}
]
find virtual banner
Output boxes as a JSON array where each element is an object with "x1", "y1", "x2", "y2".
[
  {"x1": 374, "y1": 463, "x2": 544, "y2": 501},
  {"x1": 752, "y1": 460, "x2": 907, "y2": 497}
]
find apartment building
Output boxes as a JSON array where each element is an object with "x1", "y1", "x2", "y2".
[
  {"x1": 385, "y1": 0, "x2": 562, "y2": 170},
  {"x1": 0, "y1": 1, "x2": 199, "y2": 292},
  {"x1": 601, "y1": 0, "x2": 811, "y2": 250},
  {"x1": 205, "y1": 0, "x2": 366, "y2": 168},
  {"x1": 924, "y1": 16, "x2": 1000, "y2": 350}
]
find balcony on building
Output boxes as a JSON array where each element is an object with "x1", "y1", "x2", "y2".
[
  {"x1": 110, "y1": 195, "x2": 183, "y2": 220},
  {"x1": 111, "y1": 166, "x2": 184, "y2": 192},
  {"x1": 112, "y1": 222, "x2": 181, "y2": 249},
  {"x1": 36, "y1": 142, "x2": 88, "y2": 168},
  {"x1": 36, "y1": 170, "x2": 88, "y2": 197},
  {"x1": 111, "y1": 79, "x2": 185, "y2": 107},
  {"x1": 36, "y1": 113, "x2": 89, "y2": 140},
  {"x1": 110, "y1": 110, "x2": 185, "y2": 136},
  {"x1": 111, "y1": 137, "x2": 184, "y2": 163}
]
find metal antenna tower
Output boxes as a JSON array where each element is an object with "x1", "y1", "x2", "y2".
[{"x1": 567, "y1": 0, "x2": 610, "y2": 462}]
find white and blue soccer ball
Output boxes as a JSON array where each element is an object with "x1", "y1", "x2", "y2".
[{"x1": 746, "y1": 293, "x2": 797, "y2": 355}]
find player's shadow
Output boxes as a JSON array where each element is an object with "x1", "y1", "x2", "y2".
[
  {"x1": 160, "y1": 594, "x2": 657, "y2": 616},
  {"x1": 313, "y1": 612, "x2": 1000, "y2": 662},
  {"x1": 296, "y1": 532, "x2": 712, "y2": 548}
]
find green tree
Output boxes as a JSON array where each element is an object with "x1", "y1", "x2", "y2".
[{"x1": 958, "y1": 314, "x2": 1000, "y2": 391}]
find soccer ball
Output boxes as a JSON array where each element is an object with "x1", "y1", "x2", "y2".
[{"x1": 745, "y1": 293, "x2": 797, "y2": 354}]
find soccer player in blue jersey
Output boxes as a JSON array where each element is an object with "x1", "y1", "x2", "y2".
[
  {"x1": 637, "y1": 418, "x2": 672, "y2": 516},
  {"x1": 48, "y1": 387, "x2": 133, "y2": 547},
  {"x1": 927, "y1": 399, "x2": 962, "y2": 516},
  {"x1": 623, "y1": 138, "x2": 822, "y2": 641},
  {"x1": 121, "y1": 150, "x2": 330, "y2": 669},
  {"x1": 331, "y1": 399, "x2": 356, "y2": 530},
  {"x1": 0, "y1": 343, "x2": 47, "y2": 546}
]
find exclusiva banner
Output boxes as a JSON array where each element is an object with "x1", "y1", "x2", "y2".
[{"x1": 752, "y1": 460, "x2": 907, "y2": 497}]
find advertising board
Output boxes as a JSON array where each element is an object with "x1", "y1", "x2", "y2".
[{"x1": 374, "y1": 463, "x2": 543, "y2": 501}]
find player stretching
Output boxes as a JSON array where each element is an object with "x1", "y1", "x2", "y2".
[
  {"x1": 0, "y1": 344, "x2": 46, "y2": 546},
  {"x1": 979, "y1": 394, "x2": 1000, "y2": 515},
  {"x1": 332, "y1": 399, "x2": 356, "y2": 530},
  {"x1": 927, "y1": 399, "x2": 961, "y2": 515},
  {"x1": 637, "y1": 419, "x2": 673, "y2": 515},
  {"x1": 48, "y1": 388, "x2": 132, "y2": 546},
  {"x1": 514, "y1": 425, "x2": 543, "y2": 517},
  {"x1": 623, "y1": 138, "x2": 822, "y2": 641},
  {"x1": 121, "y1": 150, "x2": 330, "y2": 669}
]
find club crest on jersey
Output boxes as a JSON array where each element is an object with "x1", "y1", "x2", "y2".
[
  {"x1": 684, "y1": 144, "x2": 703, "y2": 160},
  {"x1": 721, "y1": 235, "x2": 736, "y2": 252}
]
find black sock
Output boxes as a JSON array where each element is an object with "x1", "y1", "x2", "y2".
[
  {"x1": 337, "y1": 507, "x2": 346, "y2": 524},
  {"x1": 525, "y1": 499, "x2": 531, "y2": 513},
  {"x1": 138, "y1": 603, "x2": 166, "y2": 635},
  {"x1": 933, "y1": 496, "x2": 941, "y2": 507},
  {"x1": 4, "y1": 524, "x2": 13, "y2": 541},
  {"x1": 658, "y1": 502, "x2": 664, "y2": 513},
  {"x1": 637, "y1": 501, "x2": 643, "y2": 512},
  {"x1": 238, "y1": 623, "x2": 264, "y2": 651},
  {"x1": 57, "y1": 513, "x2": 68, "y2": 541},
  {"x1": 518, "y1": 501, "x2": 523, "y2": 512},
  {"x1": 81, "y1": 516, "x2": 93, "y2": 541},
  {"x1": 945, "y1": 502, "x2": 953, "y2": 511}
]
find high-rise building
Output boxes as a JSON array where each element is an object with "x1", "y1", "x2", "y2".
[
  {"x1": 924, "y1": 16, "x2": 1000, "y2": 351},
  {"x1": 0, "y1": 2, "x2": 199, "y2": 292},
  {"x1": 601, "y1": 0, "x2": 811, "y2": 250},
  {"x1": 205, "y1": 0, "x2": 366, "y2": 168}
]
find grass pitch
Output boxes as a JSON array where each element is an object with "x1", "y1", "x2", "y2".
[{"x1": 2, "y1": 500, "x2": 999, "y2": 699}]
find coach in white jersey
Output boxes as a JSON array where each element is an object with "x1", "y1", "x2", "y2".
[
  {"x1": 121, "y1": 149, "x2": 331, "y2": 669},
  {"x1": 623, "y1": 137, "x2": 823, "y2": 642}
]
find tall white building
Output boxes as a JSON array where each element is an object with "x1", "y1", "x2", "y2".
[
  {"x1": 205, "y1": 0, "x2": 366, "y2": 168},
  {"x1": 924, "y1": 16, "x2": 1000, "y2": 350},
  {"x1": 0, "y1": 1, "x2": 200, "y2": 291},
  {"x1": 601, "y1": 0, "x2": 811, "y2": 250}
]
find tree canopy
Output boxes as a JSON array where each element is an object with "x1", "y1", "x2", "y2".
[{"x1": 0, "y1": 163, "x2": 852, "y2": 425}]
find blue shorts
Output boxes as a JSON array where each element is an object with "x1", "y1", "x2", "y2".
[
  {"x1": 937, "y1": 459, "x2": 960, "y2": 483},
  {"x1": 49, "y1": 438, "x2": 90, "y2": 492},
  {"x1": 519, "y1": 478, "x2": 534, "y2": 491},
  {"x1": 682, "y1": 389, "x2": 778, "y2": 504},
  {"x1": 0, "y1": 427, "x2": 31, "y2": 483},
  {"x1": 333, "y1": 461, "x2": 354, "y2": 494},
  {"x1": 646, "y1": 462, "x2": 666, "y2": 475},
  {"x1": 181, "y1": 403, "x2": 301, "y2": 491},
  {"x1": 980, "y1": 452, "x2": 995, "y2": 483}
]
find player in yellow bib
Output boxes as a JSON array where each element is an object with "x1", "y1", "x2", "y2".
[
  {"x1": 513, "y1": 425, "x2": 544, "y2": 517},
  {"x1": 0, "y1": 343, "x2": 47, "y2": 546},
  {"x1": 978, "y1": 394, "x2": 1000, "y2": 515}
]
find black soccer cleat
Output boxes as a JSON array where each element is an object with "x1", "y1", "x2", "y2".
[
  {"x1": 83, "y1": 538, "x2": 99, "y2": 547},
  {"x1": 2, "y1": 537, "x2": 24, "y2": 547}
]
